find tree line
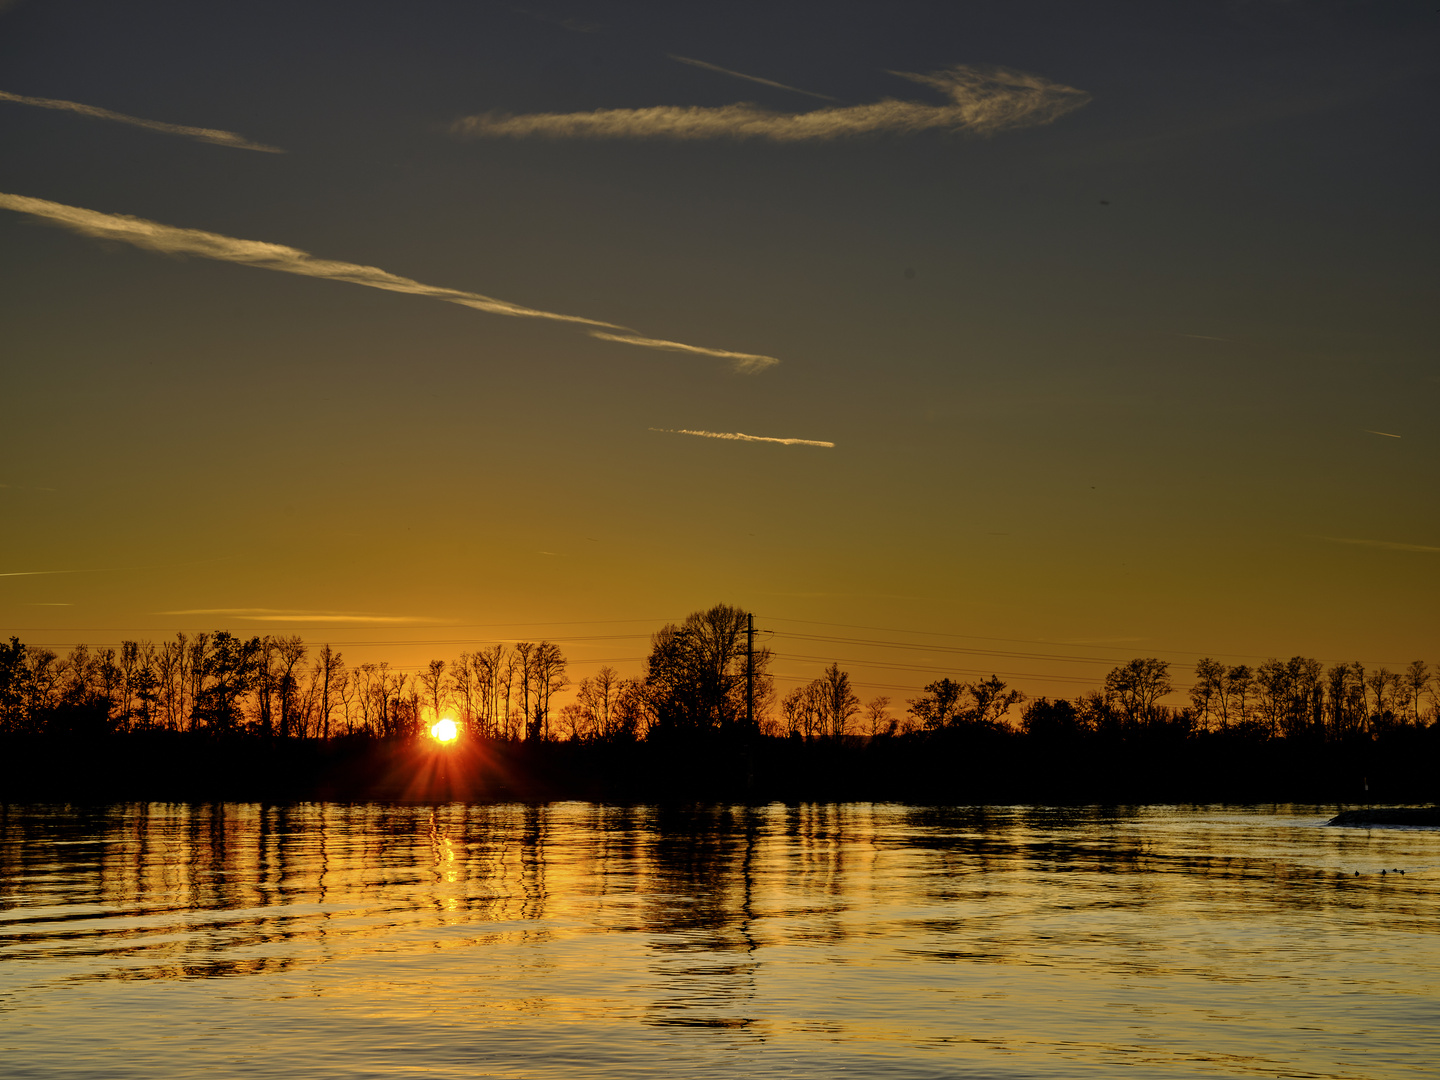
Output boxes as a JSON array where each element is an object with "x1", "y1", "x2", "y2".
[
  {"x1": 0, "y1": 605, "x2": 771, "y2": 742},
  {"x1": 0, "y1": 631, "x2": 570, "y2": 740},
  {"x1": 1019, "y1": 654, "x2": 1436, "y2": 742},
  {"x1": 1, "y1": 605, "x2": 1435, "y2": 744}
]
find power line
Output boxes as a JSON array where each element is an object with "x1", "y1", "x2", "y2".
[
  {"x1": 772, "y1": 651, "x2": 1105, "y2": 685},
  {"x1": 760, "y1": 616, "x2": 1426, "y2": 671},
  {"x1": 759, "y1": 615, "x2": 1364, "y2": 665},
  {"x1": 12, "y1": 633, "x2": 652, "y2": 649},
  {"x1": 771, "y1": 630, "x2": 1125, "y2": 665},
  {"x1": 8, "y1": 616, "x2": 1424, "y2": 669},
  {"x1": 0, "y1": 619, "x2": 666, "y2": 633},
  {"x1": 10, "y1": 614, "x2": 1423, "y2": 702}
]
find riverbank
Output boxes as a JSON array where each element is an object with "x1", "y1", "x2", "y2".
[{"x1": 2, "y1": 728, "x2": 1436, "y2": 803}]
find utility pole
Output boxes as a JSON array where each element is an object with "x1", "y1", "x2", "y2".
[
  {"x1": 744, "y1": 611, "x2": 756, "y2": 790},
  {"x1": 745, "y1": 611, "x2": 755, "y2": 730}
]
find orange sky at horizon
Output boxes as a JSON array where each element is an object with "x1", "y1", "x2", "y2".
[{"x1": 2, "y1": 1, "x2": 1436, "y2": 712}]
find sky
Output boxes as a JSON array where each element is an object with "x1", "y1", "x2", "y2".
[{"x1": 2, "y1": 0, "x2": 1437, "y2": 707}]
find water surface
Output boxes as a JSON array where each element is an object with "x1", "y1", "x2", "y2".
[{"x1": 2, "y1": 803, "x2": 1436, "y2": 1078}]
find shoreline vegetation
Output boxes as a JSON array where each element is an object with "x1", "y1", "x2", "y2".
[{"x1": 2, "y1": 605, "x2": 1436, "y2": 803}]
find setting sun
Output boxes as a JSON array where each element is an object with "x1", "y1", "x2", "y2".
[{"x1": 0, "y1": 6, "x2": 1434, "y2": 1080}]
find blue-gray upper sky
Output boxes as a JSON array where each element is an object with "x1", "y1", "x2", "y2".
[{"x1": 2, "y1": 0, "x2": 1436, "y2": 699}]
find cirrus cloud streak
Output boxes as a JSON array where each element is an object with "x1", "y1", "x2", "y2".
[
  {"x1": 159, "y1": 608, "x2": 440, "y2": 624},
  {"x1": 0, "y1": 191, "x2": 614, "y2": 326},
  {"x1": 1317, "y1": 536, "x2": 1439, "y2": 554},
  {"x1": 0, "y1": 88, "x2": 283, "y2": 152},
  {"x1": 651, "y1": 427, "x2": 834, "y2": 448},
  {"x1": 667, "y1": 55, "x2": 839, "y2": 102},
  {"x1": 453, "y1": 64, "x2": 1089, "y2": 142},
  {"x1": 591, "y1": 331, "x2": 778, "y2": 372},
  {"x1": 0, "y1": 192, "x2": 777, "y2": 371}
]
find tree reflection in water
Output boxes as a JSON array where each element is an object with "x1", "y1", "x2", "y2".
[{"x1": 0, "y1": 803, "x2": 1437, "y2": 1079}]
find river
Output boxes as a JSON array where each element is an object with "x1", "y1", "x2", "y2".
[{"x1": 1, "y1": 803, "x2": 1436, "y2": 1078}]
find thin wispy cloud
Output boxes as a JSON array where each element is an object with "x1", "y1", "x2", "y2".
[
  {"x1": 1181, "y1": 333, "x2": 1249, "y2": 345},
  {"x1": 0, "y1": 567, "x2": 111, "y2": 577},
  {"x1": 651, "y1": 427, "x2": 835, "y2": 448},
  {"x1": 513, "y1": 6, "x2": 601, "y2": 34},
  {"x1": 159, "y1": 608, "x2": 438, "y2": 624},
  {"x1": 0, "y1": 192, "x2": 777, "y2": 372},
  {"x1": 2, "y1": 554, "x2": 240, "y2": 578},
  {"x1": 1363, "y1": 429, "x2": 1401, "y2": 439},
  {"x1": 0, "y1": 192, "x2": 612, "y2": 325},
  {"x1": 452, "y1": 64, "x2": 1089, "y2": 142},
  {"x1": 591, "y1": 331, "x2": 778, "y2": 372},
  {"x1": 668, "y1": 55, "x2": 839, "y2": 102},
  {"x1": 0, "y1": 89, "x2": 283, "y2": 152},
  {"x1": 759, "y1": 590, "x2": 929, "y2": 601},
  {"x1": 1317, "y1": 536, "x2": 1438, "y2": 554}
]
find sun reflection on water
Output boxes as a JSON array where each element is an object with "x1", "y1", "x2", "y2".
[{"x1": 1, "y1": 805, "x2": 1436, "y2": 1079}]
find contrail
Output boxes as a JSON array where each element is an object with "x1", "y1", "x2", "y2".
[
  {"x1": 591, "y1": 331, "x2": 778, "y2": 372},
  {"x1": 0, "y1": 191, "x2": 613, "y2": 326},
  {"x1": 1, "y1": 553, "x2": 243, "y2": 577},
  {"x1": 453, "y1": 64, "x2": 1088, "y2": 142},
  {"x1": 651, "y1": 427, "x2": 835, "y2": 448},
  {"x1": 1316, "y1": 536, "x2": 1438, "y2": 554},
  {"x1": 0, "y1": 88, "x2": 283, "y2": 152},
  {"x1": 1181, "y1": 333, "x2": 1248, "y2": 345},
  {"x1": 0, "y1": 567, "x2": 115, "y2": 577},
  {"x1": 1363, "y1": 429, "x2": 1401, "y2": 439},
  {"x1": 0, "y1": 192, "x2": 778, "y2": 372},
  {"x1": 668, "y1": 55, "x2": 840, "y2": 102},
  {"x1": 159, "y1": 608, "x2": 435, "y2": 623}
]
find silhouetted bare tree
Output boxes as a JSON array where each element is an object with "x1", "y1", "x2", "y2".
[
  {"x1": 315, "y1": 645, "x2": 346, "y2": 739},
  {"x1": 1255, "y1": 657, "x2": 1322, "y2": 738},
  {"x1": 1225, "y1": 664, "x2": 1254, "y2": 729},
  {"x1": 514, "y1": 642, "x2": 535, "y2": 737},
  {"x1": 1366, "y1": 667, "x2": 1402, "y2": 728},
  {"x1": 864, "y1": 695, "x2": 894, "y2": 738},
  {"x1": 611, "y1": 677, "x2": 648, "y2": 740},
  {"x1": 781, "y1": 680, "x2": 823, "y2": 740},
  {"x1": 819, "y1": 663, "x2": 860, "y2": 741},
  {"x1": 1325, "y1": 662, "x2": 1365, "y2": 737},
  {"x1": 1103, "y1": 659, "x2": 1172, "y2": 728},
  {"x1": 478, "y1": 643, "x2": 507, "y2": 737},
  {"x1": 1403, "y1": 661, "x2": 1430, "y2": 726},
  {"x1": 419, "y1": 658, "x2": 448, "y2": 729},
  {"x1": 155, "y1": 635, "x2": 186, "y2": 732},
  {"x1": 0, "y1": 637, "x2": 23, "y2": 734},
  {"x1": 274, "y1": 636, "x2": 306, "y2": 738},
  {"x1": 528, "y1": 641, "x2": 568, "y2": 740},
  {"x1": 574, "y1": 665, "x2": 623, "y2": 740},
  {"x1": 1191, "y1": 658, "x2": 1225, "y2": 731}
]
